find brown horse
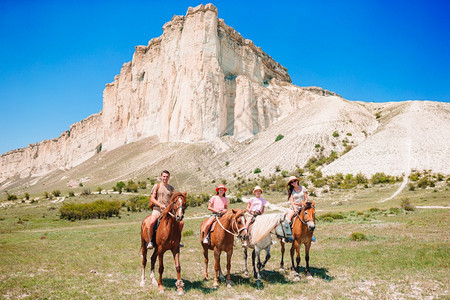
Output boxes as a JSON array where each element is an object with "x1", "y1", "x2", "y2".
[
  {"x1": 201, "y1": 209, "x2": 248, "y2": 288},
  {"x1": 280, "y1": 201, "x2": 316, "y2": 278},
  {"x1": 140, "y1": 192, "x2": 187, "y2": 295}
]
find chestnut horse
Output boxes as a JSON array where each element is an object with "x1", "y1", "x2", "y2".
[
  {"x1": 140, "y1": 192, "x2": 187, "y2": 295},
  {"x1": 200, "y1": 209, "x2": 248, "y2": 288},
  {"x1": 280, "y1": 201, "x2": 316, "y2": 278}
]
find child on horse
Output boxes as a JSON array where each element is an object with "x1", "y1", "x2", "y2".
[
  {"x1": 202, "y1": 184, "x2": 228, "y2": 244},
  {"x1": 244, "y1": 186, "x2": 267, "y2": 246}
]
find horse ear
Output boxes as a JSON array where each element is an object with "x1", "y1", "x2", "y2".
[
  {"x1": 232, "y1": 209, "x2": 237, "y2": 214},
  {"x1": 311, "y1": 200, "x2": 316, "y2": 207},
  {"x1": 182, "y1": 192, "x2": 187, "y2": 197}
]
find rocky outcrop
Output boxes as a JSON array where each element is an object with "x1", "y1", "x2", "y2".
[{"x1": 1, "y1": 4, "x2": 329, "y2": 182}]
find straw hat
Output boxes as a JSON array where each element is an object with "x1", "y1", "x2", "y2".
[
  {"x1": 252, "y1": 186, "x2": 263, "y2": 193},
  {"x1": 287, "y1": 176, "x2": 299, "y2": 185},
  {"x1": 216, "y1": 184, "x2": 227, "y2": 192}
]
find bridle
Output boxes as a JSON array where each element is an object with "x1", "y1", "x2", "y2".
[
  {"x1": 296, "y1": 204, "x2": 316, "y2": 225},
  {"x1": 167, "y1": 195, "x2": 185, "y2": 220},
  {"x1": 216, "y1": 213, "x2": 247, "y2": 237}
]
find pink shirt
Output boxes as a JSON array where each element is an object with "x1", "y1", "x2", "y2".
[
  {"x1": 209, "y1": 195, "x2": 228, "y2": 211},
  {"x1": 248, "y1": 197, "x2": 267, "y2": 213}
]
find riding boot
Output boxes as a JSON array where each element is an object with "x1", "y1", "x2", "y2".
[{"x1": 202, "y1": 231, "x2": 210, "y2": 244}]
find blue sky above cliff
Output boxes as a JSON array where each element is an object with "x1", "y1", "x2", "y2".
[{"x1": 0, "y1": 0, "x2": 449, "y2": 154}]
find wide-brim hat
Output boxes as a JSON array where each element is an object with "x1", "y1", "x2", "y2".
[
  {"x1": 253, "y1": 186, "x2": 263, "y2": 193},
  {"x1": 287, "y1": 176, "x2": 300, "y2": 185},
  {"x1": 216, "y1": 184, "x2": 227, "y2": 192}
]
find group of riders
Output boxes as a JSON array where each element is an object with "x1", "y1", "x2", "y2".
[{"x1": 146, "y1": 170, "x2": 310, "y2": 249}]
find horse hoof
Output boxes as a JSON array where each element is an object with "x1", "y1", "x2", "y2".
[
  {"x1": 213, "y1": 282, "x2": 219, "y2": 288},
  {"x1": 158, "y1": 289, "x2": 164, "y2": 294},
  {"x1": 139, "y1": 280, "x2": 145, "y2": 287},
  {"x1": 279, "y1": 268, "x2": 284, "y2": 272},
  {"x1": 226, "y1": 280, "x2": 233, "y2": 287},
  {"x1": 177, "y1": 290, "x2": 184, "y2": 295},
  {"x1": 293, "y1": 274, "x2": 301, "y2": 282}
]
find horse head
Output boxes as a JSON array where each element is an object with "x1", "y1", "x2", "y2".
[
  {"x1": 301, "y1": 201, "x2": 316, "y2": 232},
  {"x1": 231, "y1": 209, "x2": 248, "y2": 240},
  {"x1": 170, "y1": 192, "x2": 187, "y2": 222}
]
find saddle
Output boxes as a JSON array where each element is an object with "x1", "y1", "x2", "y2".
[{"x1": 275, "y1": 219, "x2": 293, "y2": 242}]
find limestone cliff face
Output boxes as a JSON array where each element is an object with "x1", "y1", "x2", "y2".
[{"x1": 1, "y1": 3, "x2": 330, "y2": 182}]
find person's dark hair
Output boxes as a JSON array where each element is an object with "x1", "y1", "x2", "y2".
[
  {"x1": 216, "y1": 190, "x2": 226, "y2": 197},
  {"x1": 287, "y1": 184, "x2": 294, "y2": 201},
  {"x1": 161, "y1": 170, "x2": 170, "y2": 176}
]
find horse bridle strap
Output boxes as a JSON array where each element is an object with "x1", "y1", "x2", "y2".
[
  {"x1": 215, "y1": 215, "x2": 245, "y2": 237},
  {"x1": 296, "y1": 207, "x2": 315, "y2": 225}
]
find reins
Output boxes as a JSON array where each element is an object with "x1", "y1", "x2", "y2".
[
  {"x1": 295, "y1": 205, "x2": 316, "y2": 225},
  {"x1": 215, "y1": 214, "x2": 246, "y2": 237}
]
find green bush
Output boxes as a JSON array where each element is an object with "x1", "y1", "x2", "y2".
[
  {"x1": 116, "y1": 181, "x2": 125, "y2": 193},
  {"x1": 275, "y1": 134, "x2": 284, "y2": 142},
  {"x1": 321, "y1": 216, "x2": 334, "y2": 222},
  {"x1": 332, "y1": 131, "x2": 339, "y2": 138},
  {"x1": 225, "y1": 161, "x2": 230, "y2": 166},
  {"x1": 350, "y1": 232, "x2": 367, "y2": 241},
  {"x1": 369, "y1": 207, "x2": 380, "y2": 212},
  {"x1": 44, "y1": 192, "x2": 49, "y2": 199},
  {"x1": 68, "y1": 191, "x2": 75, "y2": 197},
  {"x1": 24, "y1": 192, "x2": 30, "y2": 200},
  {"x1": 186, "y1": 193, "x2": 210, "y2": 207},
  {"x1": 138, "y1": 181, "x2": 147, "y2": 189},
  {"x1": 125, "y1": 196, "x2": 149, "y2": 212},
  {"x1": 400, "y1": 198, "x2": 415, "y2": 211},
  {"x1": 60, "y1": 200, "x2": 123, "y2": 220},
  {"x1": 52, "y1": 190, "x2": 61, "y2": 197},
  {"x1": 125, "y1": 180, "x2": 138, "y2": 193},
  {"x1": 254, "y1": 168, "x2": 261, "y2": 174},
  {"x1": 317, "y1": 212, "x2": 345, "y2": 220},
  {"x1": 408, "y1": 183, "x2": 415, "y2": 191},
  {"x1": 7, "y1": 194, "x2": 17, "y2": 201},
  {"x1": 371, "y1": 172, "x2": 396, "y2": 184},
  {"x1": 183, "y1": 230, "x2": 194, "y2": 237},
  {"x1": 389, "y1": 207, "x2": 401, "y2": 214}
]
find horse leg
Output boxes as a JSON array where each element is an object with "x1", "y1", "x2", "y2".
[
  {"x1": 305, "y1": 242, "x2": 312, "y2": 277},
  {"x1": 261, "y1": 246, "x2": 271, "y2": 271},
  {"x1": 172, "y1": 248, "x2": 184, "y2": 295},
  {"x1": 295, "y1": 243, "x2": 301, "y2": 273},
  {"x1": 252, "y1": 249, "x2": 257, "y2": 279},
  {"x1": 279, "y1": 239, "x2": 285, "y2": 271},
  {"x1": 157, "y1": 252, "x2": 165, "y2": 293},
  {"x1": 140, "y1": 237, "x2": 147, "y2": 287},
  {"x1": 213, "y1": 249, "x2": 220, "y2": 288},
  {"x1": 149, "y1": 248, "x2": 158, "y2": 286},
  {"x1": 243, "y1": 247, "x2": 249, "y2": 277},
  {"x1": 290, "y1": 241, "x2": 296, "y2": 272},
  {"x1": 226, "y1": 249, "x2": 233, "y2": 287},
  {"x1": 203, "y1": 246, "x2": 209, "y2": 281}
]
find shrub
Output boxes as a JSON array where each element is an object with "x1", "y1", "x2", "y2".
[
  {"x1": 81, "y1": 189, "x2": 91, "y2": 195},
  {"x1": 7, "y1": 194, "x2": 17, "y2": 201},
  {"x1": 225, "y1": 161, "x2": 230, "y2": 166},
  {"x1": 97, "y1": 187, "x2": 103, "y2": 193},
  {"x1": 389, "y1": 207, "x2": 401, "y2": 214},
  {"x1": 59, "y1": 200, "x2": 123, "y2": 220},
  {"x1": 24, "y1": 193, "x2": 30, "y2": 200},
  {"x1": 346, "y1": 132, "x2": 352, "y2": 136},
  {"x1": 125, "y1": 180, "x2": 138, "y2": 193},
  {"x1": 44, "y1": 192, "x2": 49, "y2": 199},
  {"x1": 375, "y1": 112, "x2": 381, "y2": 119},
  {"x1": 125, "y1": 196, "x2": 149, "y2": 212},
  {"x1": 254, "y1": 168, "x2": 261, "y2": 174},
  {"x1": 52, "y1": 190, "x2": 61, "y2": 197},
  {"x1": 116, "y1": 181, "x2": 126, "y2": 193},
  {"x1": 321, "y1": 216, "x2": 334, "y2": 222},
  {"x1": 408, "y1": 184, "x2": 415, "y2": 191},
  {"x1": 317, "y1": 212, "x2": 345, "y2": 220},
  {"x1": 356, "y1": 173, "x2": 368, "y2": 184},
  {"x1": 186, "y1": 193, "x2": 210, "y2": 207},
  {"x1": 275, "y1": 134, "x2": 284, "y2": 142},
  {"x1": 138, "y1": 181, "x2": 147, "y2": 189},
  {"x1": 371, "y1": 172, "x2": 396, "y2": 184},
  {"x1": 183, "y1": 230, "x2": 194, "y2": 237},
  {"x1": 350, "y1": 232, "x2": 367, "y2": 241},
  {"x1": 400, "y1": 198, "x2": 415, "y2": 211},
  {"x1": 332, "y1": 131, "x2": 339, "y2": 138},
  {"x1": 369, "y1": 207, "x2": 380, "y2": 212},
  {"x1": 281, "y1": 170, "x2": 289, "y2": 177},
  {"x1": 275, "y1": 165, "x2": 281, "y2": 172},
  {"x1": 68, "y1": 191, "x2": 75, "y2": 197},
  {"x1": 315, "y1": 144, "x2": 321, "y2": 148}
]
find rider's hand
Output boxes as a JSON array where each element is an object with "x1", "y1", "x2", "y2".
[{"x1": 160, "y1": 204, "x2": 166, "y2": 209}]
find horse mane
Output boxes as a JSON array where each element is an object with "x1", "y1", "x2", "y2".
[
  {"x1": 161, "y1": 192, "x2": 186, "y2": 215},
  {"x1": 250, "y1": 213, "x2": 284, "y2": 245}
]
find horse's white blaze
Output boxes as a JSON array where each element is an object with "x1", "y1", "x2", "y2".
[{"x1": 176, "y1": 197, "x2": 183, "y2": 218}]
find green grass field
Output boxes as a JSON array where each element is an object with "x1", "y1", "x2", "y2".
[{"x1": 1, "y1": 184, "x2": 449, "y2": 299}]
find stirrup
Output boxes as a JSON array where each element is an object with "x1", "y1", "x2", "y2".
[{"x1": 147, "y1": 242, "x2": 154, "y2": 249}]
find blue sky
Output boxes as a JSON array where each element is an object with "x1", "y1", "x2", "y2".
[{"x1": 1, "y1": 0, "x2": 449, "y2": 154}]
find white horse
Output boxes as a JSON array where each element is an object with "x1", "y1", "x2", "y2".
[{"x1": 243, "y1": 213, "x2": 290, "y2": 285}]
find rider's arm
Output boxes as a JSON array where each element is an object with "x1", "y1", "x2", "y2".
[
  {"x1": 289, "y1": 194, "x2": 296, "y2": 209},
  {"x1": 150, "y1": 187, "x2": 165, "y2": 209},
  {"x1": 208, "y1": 198, "x2": 216, "y2": 213}
]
